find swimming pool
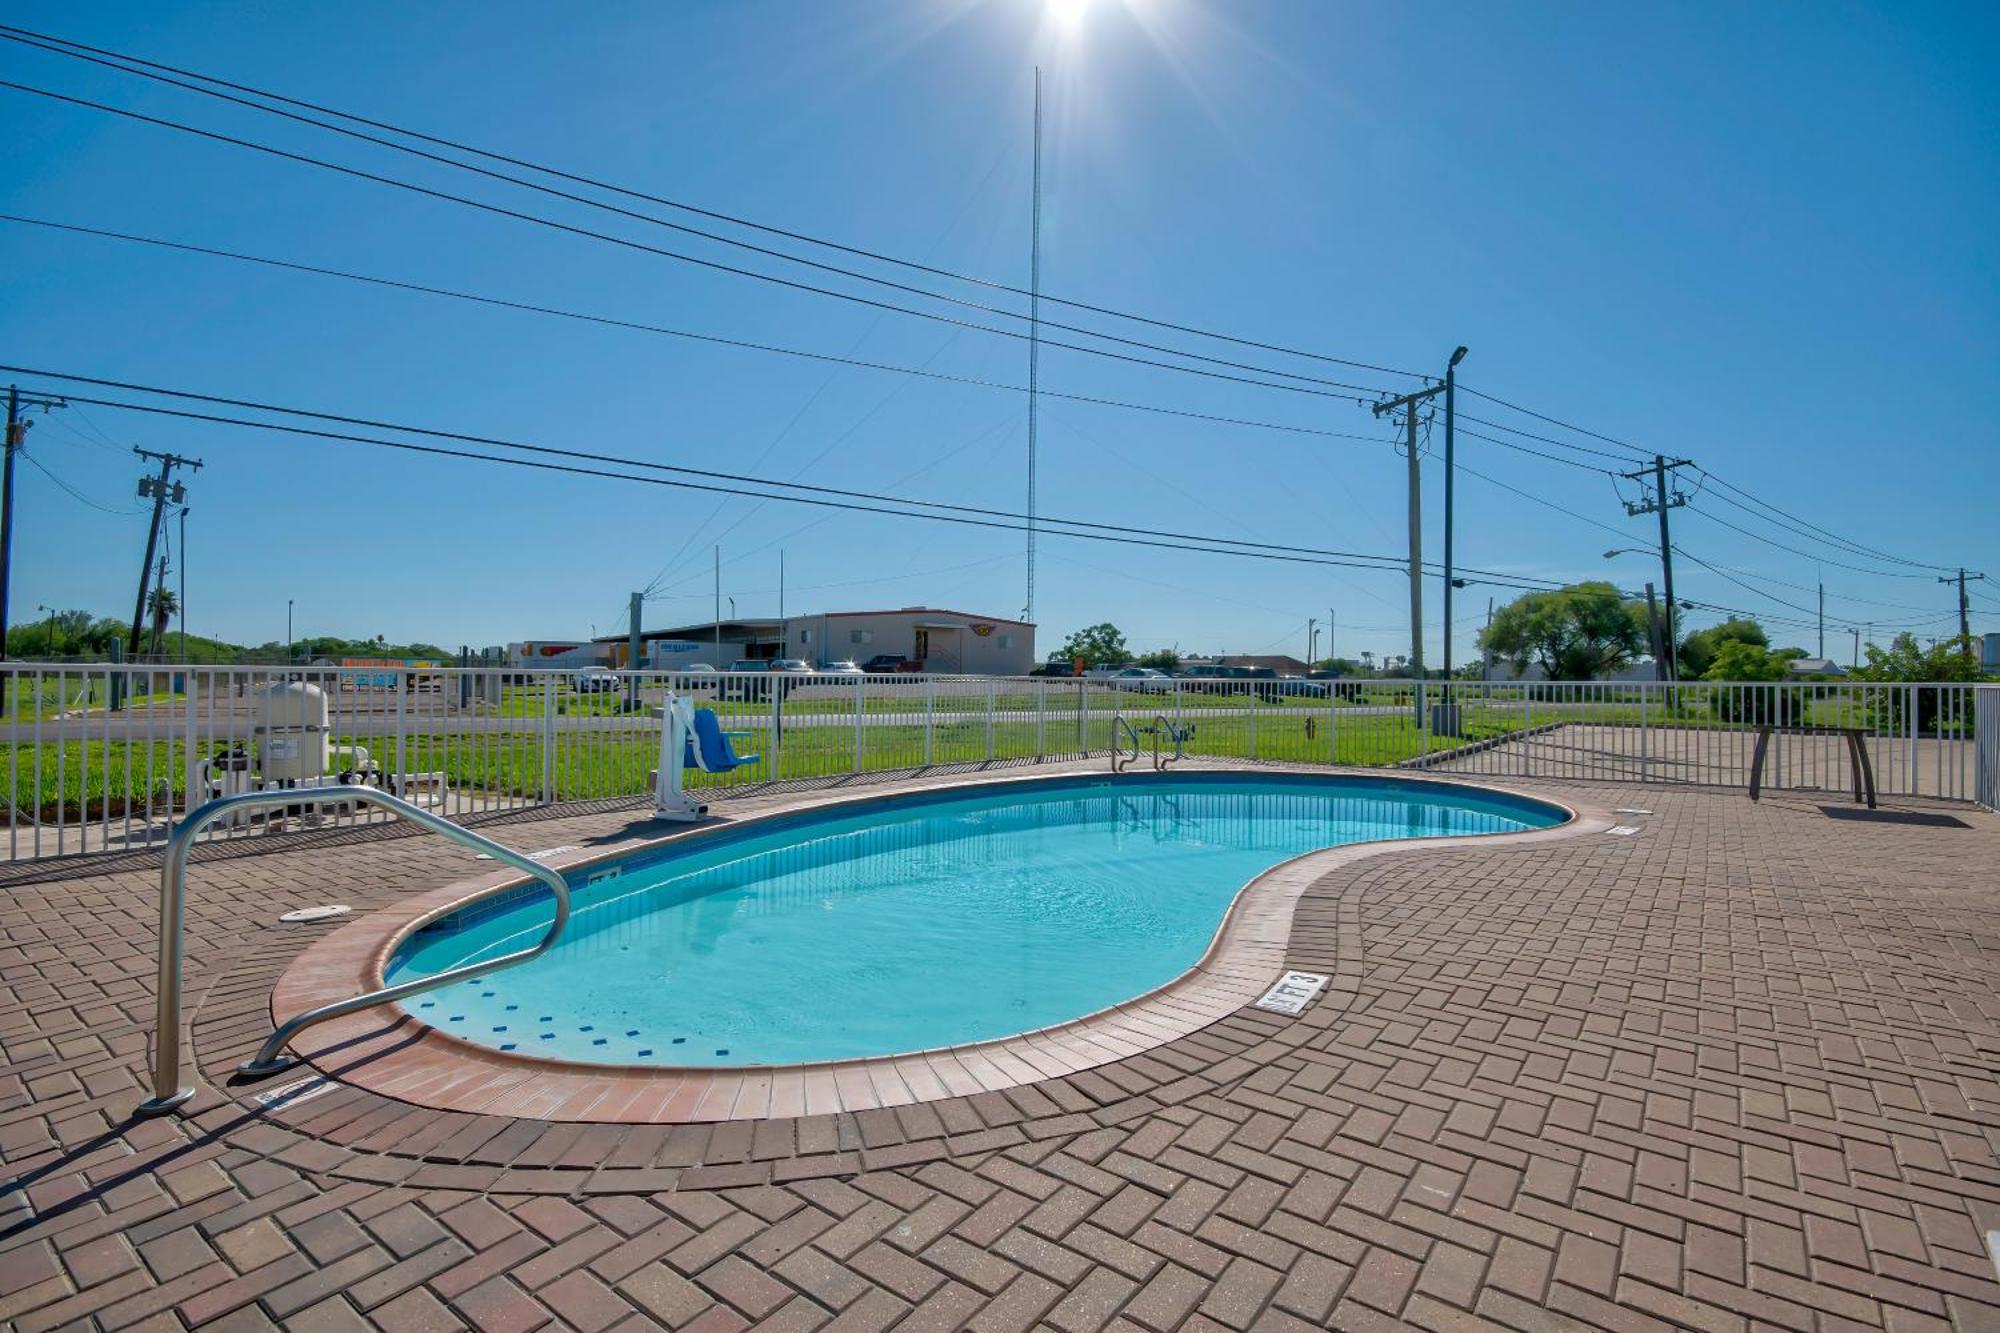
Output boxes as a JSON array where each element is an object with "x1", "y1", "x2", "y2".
[{"x1": 385, "y1": 774, "x2": 1564, "y2": 1068}]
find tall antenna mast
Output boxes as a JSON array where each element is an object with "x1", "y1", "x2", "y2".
[{"x1": 1025, "y1": 66, "x2": 1043, "y2": 624}]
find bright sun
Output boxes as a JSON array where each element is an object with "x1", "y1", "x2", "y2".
[{"x1": 1047, "y1": 0, "x2": 1090, "y2": 29}]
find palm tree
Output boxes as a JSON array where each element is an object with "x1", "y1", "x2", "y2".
[{"x1": 146, "y1": 587, "x2": 179, "y2": 655}]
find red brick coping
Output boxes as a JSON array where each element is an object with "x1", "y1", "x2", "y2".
[{"x1": 267, "y1": 771, "x2": 1609, "y2": 1123}]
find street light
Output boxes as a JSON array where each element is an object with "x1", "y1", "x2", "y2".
[
  {"x1": 1441, "y1": 346, "x2": 1469, "y2": 677},
  {"x1": 36, "y1": 603, "x2": 54, "y2": 654},
  {"x1": 286, "y1": 599, "x2": 294, "y2": 660}
]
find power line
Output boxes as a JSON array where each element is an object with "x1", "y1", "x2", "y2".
[
  {"x1": 1455, "y1": 384, "x2": 1651, "y2": 460},
  {"x1": 1678, "y1": 502, "x2": 1938, "y2": 580},
  {"x1": 20, "y1": 451, "x2": 142, "y2": 514},
  {"x1": 0, "y1": 21, "x2": 1428, "y2": 383},
  {"x1": 0, "y1": 79, "x2": 1404, "y2": 409},
  {"x1": 1693, "y1": 472, "x2": 1964, "y2": 575},
  {"x1": 17, "y1": 372, "x2": 1588, "y2": 596},
  {"x1": 0, "y1": 63, "x2": 1395, "y2": 402},
  {"x1": 2, "y1": 214, "x2": 1391, "y2": 445},
  {"x1": 7, "y1": 370, "x2": 1461, "y2": 578}
]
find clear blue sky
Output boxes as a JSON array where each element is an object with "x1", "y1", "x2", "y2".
[{"x1": 3, "y1": 0, "x2": 1994, "y2": 664}]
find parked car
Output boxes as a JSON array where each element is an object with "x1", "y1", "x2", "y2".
[
  {"x1": 861, "y1": 655, "x2": 923, "y2": 674},
  {"x1": 1270, "y1": 676, "x2": 1328, "y2": 698},
  {"x1": 1104, "y1": 666, "x2": 1174, "y2": 692},
  {"x1": 1029, "y1": 660, "x2": 1078, "y2": 677},
  {"x1": 669, "y1": 663, "x2": 718, "y2": 691},
  {"x1": 817, "y1": 660, "x2": 864, "y2": 675},
  {"x1": 570, "y1": 668, "x2": 620, "y2": 693},
  {"x1": 720, "y1": 658, "x2": 816, "y2": 701}
]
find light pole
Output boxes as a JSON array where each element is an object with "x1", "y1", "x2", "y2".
[
  {"x1": 286, "y1": 599, "x2": 294, "y2": 660},
  {"x1": 1441, "y1": 346, "x2": 1468, "y2": 678},
  {"x1": 36, "y1": 603, "x2": 54, "y2": 655}
]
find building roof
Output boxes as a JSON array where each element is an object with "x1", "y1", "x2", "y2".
[
  {"x1": 1219, "y1": 654, "x2": 1311, "y2": 673},
  {"x1": 1786, "y1": 657, "x2": 1848, "y2": 677},
  {"x1": 813, "y1": 607, "x2": 1035, "y2": 627}
]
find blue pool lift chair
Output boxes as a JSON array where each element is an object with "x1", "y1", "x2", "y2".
[{"x1": 684, "y1": 707, "x2": 761, "y2": 774}]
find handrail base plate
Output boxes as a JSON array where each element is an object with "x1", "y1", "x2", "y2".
[
  {"x1": 237, "y1": 1056, "x2": 296, "y2": 1078},
  {"x1": 135, "y1": 1088, "x2": 195, "y2": 1117}
]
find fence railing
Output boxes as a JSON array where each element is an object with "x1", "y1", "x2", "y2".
[{"x1": 0, "y1": 665, "x2": 1984, "y2": 861}]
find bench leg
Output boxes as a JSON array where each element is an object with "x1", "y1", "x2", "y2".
[{"x1": 1748, "y1": 727, "x2": 1771, "y2": 801}]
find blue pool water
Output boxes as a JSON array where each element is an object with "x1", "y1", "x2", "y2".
[{"x1": 387, "y1": 775, "x2": 1562, "y2": 1067}]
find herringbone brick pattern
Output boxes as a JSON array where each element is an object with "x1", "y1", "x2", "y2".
[{"x1": 3, "y1": 773, "x2": 1998, "y2": 1330}]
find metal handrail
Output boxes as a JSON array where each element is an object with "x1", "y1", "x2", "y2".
[
  {"x1": 1152, "y1": 715, "x2": 1191, "y2": 770},
  {"x1": 136, "y1": 785, "x2": 572, "y2": 1116},
  {"x1": 1110, "y1": 715, "x2": 1143, "y2": 773}
]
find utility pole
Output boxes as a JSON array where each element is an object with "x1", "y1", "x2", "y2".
[
  {"x1": 713, "y1": 546, "x2": 721, "y2": 665},
  {"x1": 1851, "y1": 625, "x2": 1860, "y2": 671},
  {"x1": 1817, "y1": 582, "x2": 1825, "y2": 659},
  {"x1": 178, "y1": 505, "x2": 189, "y2": 662},
  {"x1": 1372, "y1": 382, "x2": 1445, "y2": 720},
  {"x1": 1, "y1": 385, "x2": 67, "y2": 663},
  {"x1": 1620, "y1": 455, "x2": 1692, "y2": 684},
  {"x1": 1441, "y1": 346, "x2": 1467, "y2": 680},
  {"x1": 627, "y1": 590, "x2": 643, "y2": 708},
  {"x1": 1938, "y1": 568, "x2": 1984, "y2": 649},
  {"x1": 1307, "y1": 617, "x2": 1318, "y2": 667},
  {"x1": 1328, "y1": 607, "x2": 1335, "y2": 665},
  {"x1": 127, "y1": 447, "x2": 202, "y2": 657},
  {"x1": 1642, "y1": 583, "x2": 1665, "y2": 681}
]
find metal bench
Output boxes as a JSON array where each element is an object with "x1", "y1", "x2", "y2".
[{"x1": 1748, "y1": 725, "x2": 1876, "y2": 809}]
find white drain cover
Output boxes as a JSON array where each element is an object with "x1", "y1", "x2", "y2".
[
  {"x1": 1614, "y1": 808, "x2": 1654, "y2": 816},
  {"x1": 1606, "y1": 825, "x2": 1641, "y2": 837},
  {"x1": 278, "y1": 905, "x2": 351, "y2": 923}
]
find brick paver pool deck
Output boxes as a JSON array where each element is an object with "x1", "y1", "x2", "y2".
[{"x1": 3, "y1": 767, "x2": 1997, "y2": 1331}]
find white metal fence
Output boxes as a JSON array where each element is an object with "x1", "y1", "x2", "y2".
[
  {"x1": 1979, "y1": 685, "x2": 1999, "y2": 812},
  {"x1": 0, "y1": 664, "x2": 1985, "y2": 861}
]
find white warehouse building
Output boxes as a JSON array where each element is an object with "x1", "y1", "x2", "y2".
[{"x1": 594, "y1": 607, "x2": 1037, "y2": 675}]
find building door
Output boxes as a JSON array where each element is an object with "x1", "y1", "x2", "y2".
[{"x1": 913, "y1": 628, "x2": 930, "y2": 664}]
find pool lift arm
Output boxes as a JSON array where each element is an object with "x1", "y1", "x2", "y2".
[{"x1": 654, "y1": 693, "x2": 709, "y2": 822}]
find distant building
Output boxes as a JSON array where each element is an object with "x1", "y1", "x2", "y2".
[
  {"x1": 1216, "y1": 655, "x2": 1310, "y2": 675},
  {"x1": 1785, "y1": 657, "x2": 1847, "y2": 679},
  {"x1": 1984, "y1": 632, "x2": 1999, "y2": 671},
  {"x1": 590, "y1": 606, "x2": 1035, "y2": 675},
  {"x1": 795, "y1": 608, "x2": 1035, "y2": 675},
  {"x1": 1482, "y1": 659, "x2": 1663, "y2": 683}
]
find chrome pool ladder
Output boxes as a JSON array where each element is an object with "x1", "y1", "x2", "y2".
[
  {"x1": 1109, "y1": 714, "x2": 1193, "y2": 774},
  {"x1": 137, "y1": 785, "x2": 572, "y2": 1117}
]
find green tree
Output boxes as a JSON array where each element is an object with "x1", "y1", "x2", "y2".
[
  {"x1": 1704, "y1": 640, "x2": 1809, "y2": 723},
  {"x1": 1477, "y1": 583, "x2": 1647, "y2": 680},
  {"x1": 1679, "y1": 617, "x2": 1767, "y2": 679},
  {"x1": 1852, "y1": 633, "x2": 1985, "y2": 730},
  {"x1": 145, "y1": 588, "x2": 179, "y2": 654},
  {"x1": 1134, "y1": 647, "x2": 1179, "y2": 670},
  {"x1": 1057, "y1": 623, "x2": 1131, "y2": 668}
]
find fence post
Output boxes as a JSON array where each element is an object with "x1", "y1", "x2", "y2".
[
  {"x1": 924, "y1": 676, "x2": 935, "y2": 767},
  {"x1": 1905, "y1": 685, "x2": 1916, "y2": 798},
  {"x1": 1079, "y1": 679, "x2": 1089, "y2": 756},
  {"x1": 1326, "y1": 686, "x2": 1337, "y2": 766},
  {"x1": 394, "y1": 672, "x2": 409, "y2": 791},
  {"x1": 1638, "y1": 685, "x2": 1649, "y2": 783},
  {"x1": 1035, "y1": 680, "x2": 1045, "y2": 761},
  {"x1": 183, "y1": 672, "x2": 200, "y2": 820},
  {"x1": 853, "y1": 675, "x2": 864, "y2": 774},
  {"x1": 539, "y1": 675, "x2": 556, "y2": 805},
  {"x1": 985, "y1": 681, "x2": 996, "y2": 762},
  {"x1": 770, "y1": 674, "x2": 784, "y2": 781},
  {"x1": 1521, "y1": 688, "x2": 1532, "y2": 777}
]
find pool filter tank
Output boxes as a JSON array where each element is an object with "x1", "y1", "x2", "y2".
[{"x1": 256, "y1": 680, "x2": 329, "y2": 782}]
